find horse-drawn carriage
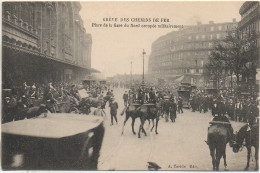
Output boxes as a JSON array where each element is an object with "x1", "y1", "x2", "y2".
[
  {"x1": 67, "y1": 88, "x2": 110, "y2": 115},
  {"x1": 2, "y1": 113, "x2": 105, "y2": 170},
  {"x1": 177, "y1": 83, "x2": 196, "y2": 108}
]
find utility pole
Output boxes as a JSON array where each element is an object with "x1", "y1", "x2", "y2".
[
  {"x1": 142, "y1": 49, "x2": 146, "y2": 87},
  {"x1": 130, "y1": 61, "x2": 133, "y2": 87}
]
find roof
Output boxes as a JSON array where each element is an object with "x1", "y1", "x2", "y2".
[
  {"x1": 2, "y1": 114, "x2": 103, "y2": 138},
  {"x1": 153, "y1": 31, "x2": 179, "y2": 44},
  {"x1": 239, "y1": 1, "x2": 259, "y2": 15}
]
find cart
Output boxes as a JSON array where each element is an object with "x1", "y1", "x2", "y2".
[
  {"x1": 2, "y1": 113, "x2": 105, "y2": 170},
  {"x1": 177, "y1": 83, "x2": 195, "y2": 108}
]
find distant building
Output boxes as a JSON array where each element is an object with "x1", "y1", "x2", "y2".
[
  {"x1": 2, "y1": 2, "x2": 98, "y2": 88},
  {"x1": 238, "y1": 1, "x2": 260, "y2": 89},
  {"x1": 148, "y1": 20, "x2": 237, "y2": 86}
]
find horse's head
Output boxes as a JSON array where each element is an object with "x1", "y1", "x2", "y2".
[{"x1": 232, "y1": 132, "x2": 241, "y2": 153}]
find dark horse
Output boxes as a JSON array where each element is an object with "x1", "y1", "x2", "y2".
[
  {"x1": 121, "y1": 103, "x2": 142, "y2": 135},
  {"x1": 136, "y1": 103, "x2": 160, "y2": 138},
  {"x1": 232, "y1": 123, "x2": 259, "y2": 171},
  {"x1": 207, "y1": 122, "x2": 230, "y2": 171},
  {"x1": 84, "y1": 96, "x2": 111, "y2": 114}
]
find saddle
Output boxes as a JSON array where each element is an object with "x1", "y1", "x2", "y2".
[{"x1": 209, "y1": 121, "x2": 231, "y2": 126}]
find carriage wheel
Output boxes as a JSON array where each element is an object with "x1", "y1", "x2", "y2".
[{"x1": 70, "y1": 107, "x2": 79, "y2": 114}]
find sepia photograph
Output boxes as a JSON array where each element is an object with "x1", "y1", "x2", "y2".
[{"x1": 1, "y1": 0, "x2": 260, "y2": 171}]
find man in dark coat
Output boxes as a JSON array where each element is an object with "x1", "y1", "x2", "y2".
[
  {"x1": 163, "y1": 97, "x2": 171, "y2": 122},
  {"x1": 149, "y1": 88, "x2": 156, "y2": 103},
  {"x1": 106, "y1": 89, "x2": 112, "y2": 96},
  {"x1": 177, "y1": 97, "x2": 183, "y2": 113},
  {"x1": 247, "y1": 101, "x2": 259, "y2": 126},
  {"x1": 123, "y1": 91, "x2": 128, "y2": 107},
  {"x1": 241, "y1": 100, "x2": 248, "y2": 122},
  {"x1": 109, "y1": 98, "x2": 118, "y2": 125},
  {"x1": 190, "y1": 96, "x2": 195, "y2": 112},
  {"x1": 170, "y1": 99, "x2": 177, "y2": 122},
  {"x1": 44, "y1": 88, "x2": 57, "y2": 113}
]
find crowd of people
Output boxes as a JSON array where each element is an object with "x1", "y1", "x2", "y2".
[
  {"x1": 3, "y1": 80, "x2": 259, "y2": 130},
  {"x1": 189, "y1": 88, "x2": 259, "y2": 124},
  {"x1": 119, "y1": 84, "x2": 259, "y2": 126},
  {"x1": 2, "y1": 81, "x2": 109, "y2": 123}
]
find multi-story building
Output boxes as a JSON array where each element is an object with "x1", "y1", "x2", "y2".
[
  {"x1": 2, "y1": 2, "x2": 97, "y2": 88},
  {"x1": 238, "y1": 1, "x2": 260, "y2": 91},
  {"x1": 148, "y1": 20, "x2": 237, "y2": 86}
]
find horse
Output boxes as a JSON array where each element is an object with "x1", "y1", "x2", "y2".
[
  {"x1": 136, "y1": 103, "x2": 160, "y2": 138},
  {"x1": 86, "y1": 96, "x2": 110, "y2": 109},
  {"x1": 232, "y1": 123, "x2": 259, "y2": 171},
  {"x1": 24, "y1": 104, "x2": 48, "y2": 119},
  {"x1": 121, "y1": 103, "x2": 142, "y2": 135},
  {"x1": 2, "y1": 97, "x2": 18, "y2": 123},
  {"x1": 207, "y1": 123, "x2": 230, "y2": 171}
]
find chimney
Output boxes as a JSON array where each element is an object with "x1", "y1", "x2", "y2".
[
  {"x1": 197, "y1": 21, "x2": 202, "y2": 25},
  {"x1": 209, "y1": 21, "x2": 214, "y2": 24},
  {"x1": 232, "y1": 18, "x2": 236, "y2": 23}
]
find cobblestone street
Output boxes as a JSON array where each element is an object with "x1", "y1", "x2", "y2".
[{"x1": 98, "y1": 88, "x2": 256, "y2": 171}]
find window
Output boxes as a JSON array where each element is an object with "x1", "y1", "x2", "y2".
[
  {"x1": 218, "y1": 26, "x2": 222, "y2": 31},
  {"x1": 188, "y1": 36, "x2": 191, "y2": 40},
  {"x1": 196, "y1": 35, "x2": 199, "y2": 40},
  {"x1": 210, "y1": 26, "x2": 214, "y2": 31},
  {"x1": 217, "y1": 34, "x2": 220, "y2": 39},
  {"x1": 202, "y1": 35, "x2": 205, "y2": 39},
  {"x1": 210, "y1": 34, "x2": 213, "y2": 40}
]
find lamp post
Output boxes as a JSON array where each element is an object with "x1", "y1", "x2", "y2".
[
  {"x1": 130, "y1": 61, "x2": 133, "y2": 88},
  {"x1": 142, "y1": 49, "x2": 146, "y2": 87}
]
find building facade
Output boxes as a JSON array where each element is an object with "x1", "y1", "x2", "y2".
[
  {"x1": 238, "y1": 1, "x2": 260, "y2": 93},
  {"x1": 148, "y1": 20, "x2": 237, "y2": 86},
  {"x1": 2, "y1": 2, "x2": 96, "y2": 88}
]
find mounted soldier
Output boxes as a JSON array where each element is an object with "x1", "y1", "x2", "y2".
[
  {"x1": 206, "y1": 106, "x2": 234, "y2": 146},
  {"x1": 247, "y1": 100, "x2": 259, "y2": 126},
  {"x1": 148, "y1": 88, "x2": 156, "y2": 104}
]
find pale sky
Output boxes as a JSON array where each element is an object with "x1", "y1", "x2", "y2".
[{"x1": 79, "y1": 1, "x2": 244, "y2": 77}]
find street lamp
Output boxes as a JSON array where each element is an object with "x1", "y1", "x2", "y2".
[
  {"x1": 130, "y1": 61, "x2": 133, "y2": 88},
  {"x1": 142, "y1": 49, "x2": 146, "y2": 87}
]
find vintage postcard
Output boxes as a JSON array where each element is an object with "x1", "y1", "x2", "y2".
[{"x1": 1, "y1": 0, "x2": 259, "y2": 171}]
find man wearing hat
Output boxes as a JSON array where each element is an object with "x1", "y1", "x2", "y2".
[
  {"x1": 149, "y1": 88, "x2": 156, "y2": 104},
  {"x1": 247, "y1": 100, "x2": 259, "y2": 126},
  {"x1": 44, "y1": 87, "x2": 57, "y2": 113},
  {"x1": 163, "y1": 96, "x2": 171, "y2": 122},
  {"x1": 177, "y1": 97, "x2": 183, "y2": 114},
  {"x1": 109, "y1": 97, "x2": 118, "y2": 125},
  {"x1": 123, "y1": 91, "x2": 128, "y2": 107}
]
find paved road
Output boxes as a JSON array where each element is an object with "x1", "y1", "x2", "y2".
[{"x1": 97, "y1": 88, "x2": 257, "y2": 171}]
